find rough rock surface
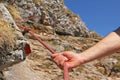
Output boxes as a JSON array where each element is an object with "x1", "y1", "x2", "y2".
[
  {"x1": 3, "y1": 0, "x2": 90, "y2": 37},
  {"x1": 0, "y1": 0, "x2": 120, "y2": 80}
]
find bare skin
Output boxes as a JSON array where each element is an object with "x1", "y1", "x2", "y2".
[{"x1": 52, "y1": 27, "x2": 120, "y2": 69}]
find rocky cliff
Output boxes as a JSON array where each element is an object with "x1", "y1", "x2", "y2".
[
  {"x1": 2, "y1": 0, "x2": 91, "y2": 37},
  {"x1": 0, "y1": 0, "x2": 120, "y2": 80}
]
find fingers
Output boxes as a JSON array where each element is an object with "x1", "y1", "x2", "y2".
[
  {"x1": 62, "y1": 51, "x2": 74, "y2": 59},
  {"x1": 51, "y1": 53, "x2": 58, "y2": 59},
  {"x1": 62, "y1": 52, "x2": 81, "y2": 69},
  {"x1": 51, "y1": 51, "x2": 79, "y2": 70},
  {"x1": 51, "y1": 53, "x2": 68, "y2": 69}
]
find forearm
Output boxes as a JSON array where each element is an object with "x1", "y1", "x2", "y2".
[{"x1": 79, "y1": 27, "x2": 120, "y2": 63}]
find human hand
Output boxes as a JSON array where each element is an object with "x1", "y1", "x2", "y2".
[{"x1": 51, "y1": 51, "x2": 84, "y2": 70}]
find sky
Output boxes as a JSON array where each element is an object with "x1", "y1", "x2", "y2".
[{"x1": 64, "y1": 0, "x2": 120, "y2": 36}]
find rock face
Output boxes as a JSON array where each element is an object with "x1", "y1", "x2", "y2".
[
  {"x1": 0, "y1": 3, "x2": 30, "y2": 72},
  {"x1": 0, "y1": 0, "x2": 120, "y2": 80},
  {"x1": 2, "y1": 0, "x2": 90, "y2": 37}
]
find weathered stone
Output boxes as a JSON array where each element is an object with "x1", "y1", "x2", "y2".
[
  {"x1": 0, "y1": 4, "x2": 30, "y2": 71},
  {"x1": 4, "y1": 0, "x2": 91, "y2": 37},
  {"x1": 0, "y1": 0, "x2": 118, "y2": 80}
]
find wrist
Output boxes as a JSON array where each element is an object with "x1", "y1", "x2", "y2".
[{"x1": 77, "y1": 53, "x2": 88, "y2": 65}]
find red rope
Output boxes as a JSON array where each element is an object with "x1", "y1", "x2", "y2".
[{"x1": 16, "y1": 23, "x2": 69, "y2": 80}]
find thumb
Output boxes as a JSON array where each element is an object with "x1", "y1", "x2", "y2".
[{"x1": 62, "y1": 51, "x2": 74, "y2": 60}]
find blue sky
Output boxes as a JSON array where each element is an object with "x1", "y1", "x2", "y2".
[{"x1": 64, "y1": 0, "x2": 120, "y2": 36}]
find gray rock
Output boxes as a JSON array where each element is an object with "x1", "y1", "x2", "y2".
[
  {"x1": 5, "y1": 0, "x2": 91, "y2": 37},
  {"x1": 0, "y1": 3, "x2": 30, "y2": 70}
]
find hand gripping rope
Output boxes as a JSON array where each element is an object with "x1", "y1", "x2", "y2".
[{"x1": 16, "y1": 23, "x2": 69, "y2": 80}]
